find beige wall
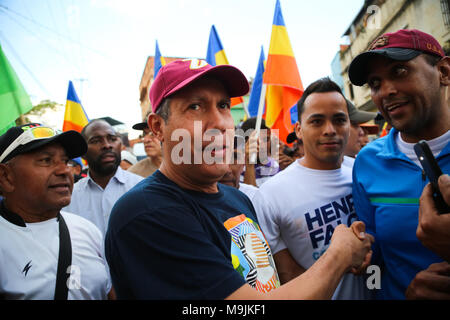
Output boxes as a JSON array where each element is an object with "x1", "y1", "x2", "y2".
[{"x1": 340, "y1": 0, "x2": 450, "y2": 112}]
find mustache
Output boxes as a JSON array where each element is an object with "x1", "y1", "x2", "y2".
[
  {"x1": 318, "y1": 139, "x2": 342, "y2": 144},
  {"x1": 382, "y1": 98, "x2": 409, "y2": 107},
  {"x1": 97, "y1": 151, "x2": 120, "y2": 161}
]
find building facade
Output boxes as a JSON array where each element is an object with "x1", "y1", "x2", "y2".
[
  {"x1": 138, "y1": 56, "x2": 181, "y2": 120},
  {"x1": 339, "y1": 0, "x2": 450, "y2": 112}
]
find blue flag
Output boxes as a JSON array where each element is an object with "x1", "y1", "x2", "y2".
[
  {"x1": 247, "y1": 46, "x2": 265, "y2": 118},
  {"x1": 154, "y1": 40, "x2": 166, "y2": 78}
]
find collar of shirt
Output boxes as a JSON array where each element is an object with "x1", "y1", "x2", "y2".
[{"x1": 86, "y1": 166, "x2": 126, "y2": 190}]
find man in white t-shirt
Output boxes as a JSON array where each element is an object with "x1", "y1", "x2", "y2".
[
  {"x1": 0, "y1": 123, "x2": 112, "y2": 300},
  {"x1": 254, "y1": 78, "x2": 372, "y2": 300}
]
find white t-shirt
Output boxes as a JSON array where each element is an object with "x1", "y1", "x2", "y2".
[
  {"x1": 396, "y1": 129, "x2": 450, "y2": 167},
  {"x1": 342, "y1": 155, "x2": 355, "y2": 169},
  {"x1": 239, "y1": 183, "x2": 259, "y2": 202},
  {"x1": 0, "y1": 211, "x2": 111, "y2": 300},
  {"x1": 253, "y1": 160, "x2": 370, "y2": 300}
]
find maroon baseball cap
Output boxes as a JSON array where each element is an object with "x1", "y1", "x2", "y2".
[
  {"x1": 349, "y1": 29, "x2": 445, "y2": 86},
  {"x1": 149, "y1": 59, "x2": 249, "y2": 113}
]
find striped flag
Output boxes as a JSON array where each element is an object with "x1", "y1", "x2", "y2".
[
  {"x1": 247, "y1": 46, "x2": 265, "y2": 118},
  {"x1": 63, "y1": 81, "x2": 89, "y2": 132},
  {"x1": 380, "y1": 122, "x2": 389, "y2": 137},
  {"x1": 263, "y1": 0, "x2": 304, "y2": 144},
  {"x1": 206, "y1": 25, "x2": 244, "y2": 107},
  {"x1": 154, "y1": 40, "x2": 166, "y2": 78}
]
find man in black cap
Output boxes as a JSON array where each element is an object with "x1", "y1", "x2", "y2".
[
  {"x1": 348, "y1": 29, "x2": 450, "y2": 299},
  {"x1": 127, "y1": 114, "x2": 162, "y2": 178},
  {"x1": 0, "y1": 123, "x2": 112, "y2": 299},
  {"x1": 342, "y1": 99, "x2": 377, "y2": 167}
]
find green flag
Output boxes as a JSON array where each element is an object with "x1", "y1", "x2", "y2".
[{"x1": 0, "y1": 43, "x2": 33, "y2": 135}]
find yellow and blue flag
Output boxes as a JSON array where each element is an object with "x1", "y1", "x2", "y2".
[
  {"x1": 263, "y1": 0, "x2": 304, "y2": 144},
  {"x1": 206, "y1": 25, "x2": 244, "y2": 107},
  {"x1": 206, "y1": 25, "x2": 229, "y2": 65},
  {"x1": 247, "y1": 46, "x2": 265, "y2": 118},
  {"x1": 63, "y1": 81, "x2": 89, "y2": 133},
  {"x1": 154, "y1": 40, "x2": 166, "y2": 78}
]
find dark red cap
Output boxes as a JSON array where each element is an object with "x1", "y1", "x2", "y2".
[
  {"x1": 349, "y1": 29, "x2": 445, "y2": 86},
  {"x1": 149, "y1": 59, "x2": 249, "y2": 113}
]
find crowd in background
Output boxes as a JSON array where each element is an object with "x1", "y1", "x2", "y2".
[{"x1": 0, "y1": 28, "x2": 449, "y2": 301}]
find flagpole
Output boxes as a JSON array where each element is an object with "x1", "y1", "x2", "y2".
[
  {"x1": 241, "y1": 99, "x2": 250, "y2": 119},
  {"x1": 250, "y1": 83, "x2": 267, "y2": 164}
]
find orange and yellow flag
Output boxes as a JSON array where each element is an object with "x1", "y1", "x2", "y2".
[{"x1": 263, "y1": 0, "x2": 304, "y2": 144}]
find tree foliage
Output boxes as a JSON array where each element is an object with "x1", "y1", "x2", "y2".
[{"x1": 16, "y1": 100, "x2": 62, "y2": 125}]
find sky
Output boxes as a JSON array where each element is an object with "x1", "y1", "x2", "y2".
[{"x1": 0, "y1": 0, "x2": 364, "y2": 138}]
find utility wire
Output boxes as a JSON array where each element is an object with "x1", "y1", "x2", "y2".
[
  {"x1": 72, "y1": 0, "x2": 86, "y2": 80},
  {"x1": 0, "y1": 4, "x2": 107, "y2": 57},
  {"x1": 46, "y1": 0, "x2": 77, "y2": 78},
  {"x1": 1, "y1": 9, "x2": 73, "y2": 65},
  {"x1": 0, "y1": 32, "x2": 52, "y2": 97}
]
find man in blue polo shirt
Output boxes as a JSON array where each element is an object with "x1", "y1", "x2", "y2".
[{"x1": 348, "y1": 29, "x2": 450, "y2": 299}]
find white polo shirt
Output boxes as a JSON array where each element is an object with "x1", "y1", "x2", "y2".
[
  {"x1": 0, "y1": 209, "x2": 111, "y2": 300},
  {"x1": 64, "y1": 167, "x2": 143, "y2": 235}
]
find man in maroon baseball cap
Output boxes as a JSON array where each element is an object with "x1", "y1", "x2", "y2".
[
  {"x1": 348, "y1": 29, "x2": 450, "y2": 300},
  {"x1": 349, "y1": 29, "x2": 445, "y2": 86},
  {"x1": 149, "y1": 58, "x2": 249, "y2": 114},
  {"x1": 105, "y1": 59, "x2": 372, "y2": 300}
]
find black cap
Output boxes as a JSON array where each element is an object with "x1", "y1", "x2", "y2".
[
  {"x1": 132, "y1": 121, "x2": 148, "y2": 131},
  {"x1": 286, "y1": 131, "x2": 298, "y2": 144},
  {"x1": 0, "y1": 123, "x2": 87, "y2": 163}
]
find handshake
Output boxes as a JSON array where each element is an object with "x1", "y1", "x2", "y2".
[{"x1": 330, "y1": 221, "x2": 374, "y2": 275}]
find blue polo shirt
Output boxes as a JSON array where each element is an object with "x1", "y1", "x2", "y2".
[{"x1": 353, "y1": 128, "x2": 449, "y2": 299}]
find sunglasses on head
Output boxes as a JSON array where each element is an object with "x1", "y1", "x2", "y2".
[{"x1": 0, "y1": 126, "x2": 58, "y2": 163}]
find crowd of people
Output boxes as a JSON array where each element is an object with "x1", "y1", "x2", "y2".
[{"x1": 0, "y1": 28, "x2": 449, "y2": 300}]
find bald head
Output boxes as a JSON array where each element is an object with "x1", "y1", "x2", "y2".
[{"x1": 81, "y1": 119, "x2": 116, "y2": 141}]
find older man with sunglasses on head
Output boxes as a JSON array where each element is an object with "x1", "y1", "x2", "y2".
[{"x1": 0, "y1": 123, "x2": 112, "y2": 299}]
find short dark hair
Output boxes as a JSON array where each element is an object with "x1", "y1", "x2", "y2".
[
  {"x1": 239, "y1": 117, "x2": 268, "y2": 132},
  {"x1": 296, "y1": 77, "x2": 344, "y2": 122},
  {"x1": 155, "y1": 98, "x2": 171, "y2": 123},
  {"x1": 422, "y1": 53, "x2": 442, "y2": 67},
  {"x1": 238, "y1": 117, "x2": 269, "y2": 142}
]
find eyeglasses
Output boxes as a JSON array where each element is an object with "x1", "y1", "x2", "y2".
[
  {"x1": 0, "y1": 126, "x2": 58, "y2": 163},
  {"x1": 139, "y1": 131, "x2": 155, "y2": 139}
]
